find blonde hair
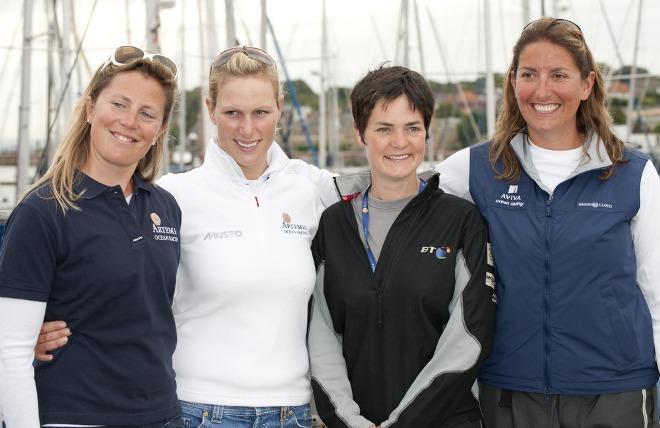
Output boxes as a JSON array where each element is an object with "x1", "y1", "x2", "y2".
[
  {"x1": 25, "y1": 58, "x2": 177, "y2": 212},
  {"x1": 491, "y1": 17, "x2": 625, "y2": 181},
  {"x1": 208, "y1": 50, "x2": 282, "y2": 108}
]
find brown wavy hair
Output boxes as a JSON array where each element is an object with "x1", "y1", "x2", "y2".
[
  {"x1": 25, "y1": 55, "x2": 177, "y2": 212},
  {"x1": 491, "y1": 17, "x2": 625, "y2": 181}
]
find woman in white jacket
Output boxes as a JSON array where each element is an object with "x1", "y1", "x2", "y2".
[{"x1": 36, "y1": 46, "x2": 337, "y2": 428}]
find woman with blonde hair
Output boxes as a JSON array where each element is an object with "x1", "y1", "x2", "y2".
[
  {"x1": 36, "y1": 45, "x2": 337, "y2": 428},
  {"x1": 437, "y1": 17, "x2": 660, "y2": 426},
  {"x1": 0, "y1": 46, "x2": 182, "y2": 427},
  {"x1": 157, "y1": 45, "x2": 336, "y2": 428}
]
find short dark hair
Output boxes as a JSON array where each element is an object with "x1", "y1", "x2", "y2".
[{"x1": 350, "y1": 65, "x2": 435, "y2": 141}]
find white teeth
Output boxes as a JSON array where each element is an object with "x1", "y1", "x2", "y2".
[
  {"x1": 386, "y1": 154, "x2": 410, "y2": 161},
  {"x1": 236, "y1": 140, "x2": 258, "y2": 148},
  {"x1": 533, "y1": 104, "x2": 559, "y2": 113},
  {"x1": 112, "y1": 132, "x2": 135, "y2": 143}
]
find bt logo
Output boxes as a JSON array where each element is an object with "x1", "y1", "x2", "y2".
[{"x1": 421, "y1": 245, "x2": 452, "y2": 260}]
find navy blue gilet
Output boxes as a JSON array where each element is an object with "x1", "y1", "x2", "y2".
[{"x1": 470, "y1": 133, "x2": 658, "y2": 394}]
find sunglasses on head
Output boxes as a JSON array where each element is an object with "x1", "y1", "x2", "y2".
[
  {"x1": 103, "y1": 45, "x2": 178, "y2": 79},
  {"x1": 209, "y1": 45, "x2": 276, "y2": 74},
  {"x1": 522, "y1": 18, "x2": 582, "y2": 35}
]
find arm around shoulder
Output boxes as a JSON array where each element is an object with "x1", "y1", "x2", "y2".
[
  {"x1": 287, "y1": 159, "x2": 339, "y2": 209},
  {"x1": 434, "y1": 147, "x2": 472, "y2": 202}
]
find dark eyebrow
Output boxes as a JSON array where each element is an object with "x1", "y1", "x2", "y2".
[{"x1": 518, "y1": 66, "x2": 570, "y2": 73}]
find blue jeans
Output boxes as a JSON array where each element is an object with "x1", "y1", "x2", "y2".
[{"x1": 180, "y1": 401, "x2": 311, "y2": 428}]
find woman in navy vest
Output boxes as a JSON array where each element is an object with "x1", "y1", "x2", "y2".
[
  {"x1": 437, "y1": 17, "x2": 660, "y2": 427},
  {"x1": 0, "y1": 47, "x2": 182, "y2": 427}
]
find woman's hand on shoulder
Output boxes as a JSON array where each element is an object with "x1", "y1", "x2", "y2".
[{"x1": 35, "y1": 320, "x2": 70, "y2": 361}]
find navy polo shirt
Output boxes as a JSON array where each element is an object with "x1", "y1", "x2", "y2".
[{"x1": 0, "y1": 173, "x2": 181, "y2": 425}]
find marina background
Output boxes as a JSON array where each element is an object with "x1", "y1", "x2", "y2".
[{"x1": 0, "y1": 0, "x2": 659, "y2": 210}]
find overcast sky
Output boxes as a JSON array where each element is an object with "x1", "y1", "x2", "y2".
[{"x1": 0, "y1": 0, "x2": 658, "y2": 148}]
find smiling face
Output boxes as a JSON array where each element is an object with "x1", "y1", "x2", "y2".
[
  {"x1": 358, "y1": 95, "x2": 425, "y2": 193},
  {"x1": 207, "y1": 75, "x2": 281, "y2": 179},
  {"x1": 512, "y1": 40, "x2": 595, "y2": 149},
  {"x1": 84, "y1": 70, "x2": 166, "y2": 177}
]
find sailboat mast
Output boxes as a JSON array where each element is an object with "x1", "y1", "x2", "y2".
[
  {"x1": 224, "y1": 0, "x2": 236, "y2": 47},
  {"x1": 146, "y1": 0, "x2": 174, "y2": 172},
  {"x1": 413, "y1": 0, "x2": 425, "y2": 76},
  {"x1": 626, "y1": 0, "x2": 643, "y2": 142},
  {"x1": 17, "y1": 0, "x2": 34, "y2": 197},
  {"x1": 177, "y1": 0, "x2": 187, "y2": 170},
  {"x1": 260, "y1": 0, "x2": 267, "y2": 49},
  {"x1": 484, "y1": 0, "x2": 496, "y2": 139},
  {"x1": 319, "y1": 0, "x2": 327, "y2": 168},
  {"x1": 403, "y1": 0, "x2": 409, "y2": 68},
  {"x1": 201, "y1": 0, "x2": 219, "y2": 155},
  {"x1": 522, "y1": 0, "x2": 530, "y2": 25}
]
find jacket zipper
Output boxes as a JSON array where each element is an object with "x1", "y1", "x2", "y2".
[
  {"x1": 519, "y1": 164, "x2": 610, "y2": 394},
  {"x1": 544, "y1": 194, "x2": 553, "y2": 394},
  {"x1": 375, "y1": 191, "x2": 428, "y2": 324}
]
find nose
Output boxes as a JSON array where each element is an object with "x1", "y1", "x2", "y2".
[
  {"x1": 120, "y1": 109, "x2": 138, "y2": 129},
  {"x1": 391, "y1": 128, "x2": 408, "y2": 148},
  {"x1": 535, "y1": 75, "x2": 553, "y2": 99},
  {"x1": 238, "y1": 115, "x2": 254, "y2": 135}
]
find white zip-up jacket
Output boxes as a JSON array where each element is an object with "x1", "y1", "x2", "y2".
[{"x1": 158, "y1": 138, "x2": 337, "y2": 406}]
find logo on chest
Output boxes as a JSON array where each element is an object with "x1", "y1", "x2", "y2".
[
  {"x1": 494, "y1": 184, "x2": 525, "y2": 207},
  {"x1": 577, "y1": 201, "x2": 613, "y2": 209},
  {"x1": 203, "y1": 230, "x2": 243, "y2": 240},
  {"x1": 281, "y1": 212, "x2": 309, "y2": 236},
  {"x1": 421, "y1": 245, "x2": 452, "y2": 260},
  {"x1": 150, "y1": 212, "x2": 179, "y2": 242}
]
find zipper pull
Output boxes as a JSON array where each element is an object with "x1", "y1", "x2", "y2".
[
  {"x1": 255, "y1": 196, "x2": 260, "y2": 207},
  {"x1": 545, "y1": 198, "x2": 552, "y2": 217}
]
